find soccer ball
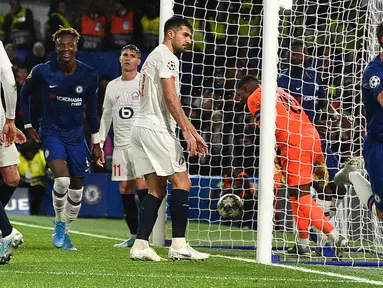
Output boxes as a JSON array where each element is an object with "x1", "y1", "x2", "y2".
[{"x1": 217, "y1": 194, "x2": 244, "y2": 219}]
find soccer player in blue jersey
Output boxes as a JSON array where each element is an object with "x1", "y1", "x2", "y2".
[
  {"x1": 277, "y1": 40, "x2": 348, "y2": 254},
  {"x1": 335, "y1": 22, "x2": 383, "y2": 220},
  {"x1": 21, "y1": 26, "x2": 102, "y2": 250}
]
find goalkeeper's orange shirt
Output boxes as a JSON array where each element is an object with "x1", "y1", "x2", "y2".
[
  {"x1": 247, "y1": 87, "x2": 320, "y2": 145},
  {"x1": 247, "y1": 87, "x2": 324, "y2": 187}
]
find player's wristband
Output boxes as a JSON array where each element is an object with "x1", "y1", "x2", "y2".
[
  {"x1": 92, "y1": 132, "x2": 101, "y2": 144},
  {"x1": 24, "y1": 124, "x2": 33, "y2": 129}
]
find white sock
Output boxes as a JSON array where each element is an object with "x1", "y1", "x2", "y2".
[
  {"x1": 298, "y1": 237, "x2": 309, "y2": 248},
  {"x1": 53, "y1": 191, "x2": 67, "y2": 222},
  {"x1": 64, "y1": 188, "x2": 83, "y2": 233},
  {"x1": 314, "y1": 227, "x2": 328, "y2": 247},
  {"x1": 349, "y1": 171, "x2": 376, "y2": 216},
  {"x1": 316, "y1": 198, "x2": 332, "y2": 215},
  {"x1": 132, "y1": 239, "x2": 149, "y2": 249},
  {"x1": 52, "y1": 177, "x2": 70, "y2": 222},
  {"x1": 171, "y1": 237, "x2": 187, "y2": 250}
]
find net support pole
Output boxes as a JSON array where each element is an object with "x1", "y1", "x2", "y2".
[
  {"x1": 255, "y1": 0, "x2": 280, "y2": 264},
  {"x1": 151, "y1": 0, "x2": 174, "y2": 247}
]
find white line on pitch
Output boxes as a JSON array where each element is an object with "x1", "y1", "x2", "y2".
[
  {"x1": 11, "y1": 220, "x2": 383, "y2": 286},
  {"x1": 0, "y1": 269, "x2": 367, "y2": 283},
  {"x1": 10, "y1": 220, "x2": 125, "y2": 241},
  {"x1": 213, "y1": 255, "x2": 383, "y2": 286}
]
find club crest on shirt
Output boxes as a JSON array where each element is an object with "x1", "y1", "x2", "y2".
[
  {"x1": 167, "y1": 61, "x2": 175, "y2": 71},
  {"x1": 369, "y1": 76, "x2": 380, "y2": 89},
  {"x1": 75, "y1": 85, "x2": 84, "y2": 94},
  {"x1": 131, "y1": 90, "x2": 139, "y2": 100}
]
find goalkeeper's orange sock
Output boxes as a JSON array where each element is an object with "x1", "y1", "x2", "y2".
[
  {"x1": 290, "y1": 198, "x2": 310, "y2": 241},
  {"x1": 298, "y1": 194, "x2": 334, "y2": 235}
]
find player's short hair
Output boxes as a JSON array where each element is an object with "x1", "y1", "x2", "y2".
[
  {"x1": 237, "y1": 75, "x2": 259, "y2": 90},
  {"x1": 121, "y1": 44, "x2": 141, "y2": 58},
  {"x1": 377, "y1": 22, "x2": 383, "y2": 48},
  {"x1": 164, "y1": 16, "x2": 193, "y2": 35},
  {"x1": 52, "y1": 25, "x2": 81, "y2": 43},
  {"x1": 290, "y1": 40, "x2": 305, "y2": 51}
]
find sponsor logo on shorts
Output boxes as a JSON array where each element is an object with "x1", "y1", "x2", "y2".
[
  {"x1": 375, "y1": 194, "x2": 381, "y2": 204},
  {"x1": 83, "y1": 185, "x2": 102, "y2": 205},
  {"x1": 178, "y1": 155, "x2": 185, "y2": 166},
  {"x1": 44, "y1": 150, "x2": 49, "y2": 158}
]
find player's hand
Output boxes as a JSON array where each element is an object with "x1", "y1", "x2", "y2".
[
  {"x1": 15, "y1": 128, "x2": 27, "y2": 144},
  {"x1": 96, "y1": 149, "x2": 105, "y2": 167},
  {"x1": 378, "y1": 90, "x2": 383, "y2": 107},
  {"x1": 192, "y1": 131, "x2": 208, "y2": 157},
  {"x1": 92, "y1": 144, "x2": 102, "y2": 163},
  {"x1": 26, "y1": 128, "x2": 41, "y2": 143},
  {"x1": 2, "y1": 119, "x2": 17, "y2": 147},
  {"x1": 182, "y1": 130, "x2": 197, "y2": 156}
]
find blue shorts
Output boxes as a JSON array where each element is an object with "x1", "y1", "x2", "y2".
[
  {"x1": 363, "y1": 135, "x2": 383, "y2": 211},
  {"x1": 42, "y1": 136, "x2": 91, "y2": 178},
  {"x1": 321, "y1": 140, "x2": 339, "y2": 181}
]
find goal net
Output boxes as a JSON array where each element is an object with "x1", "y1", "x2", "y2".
[{"x1": 168, "y1": 0, "x2": 383, "y2": 265}]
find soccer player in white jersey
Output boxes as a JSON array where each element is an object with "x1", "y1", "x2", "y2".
[
  {"x1": 98, "y1": 45, "x2": 148, "y2": 248},
  {"x1": 129, "y1": 16, "x2": 209, "y2": 261},
  {"x1": 0, "y1": 40, "x2": 26, "y2": 264}
]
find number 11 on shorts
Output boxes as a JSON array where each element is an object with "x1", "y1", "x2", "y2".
[{"x1": 113, "y1": 164, "x2": 121, "y2": 177}]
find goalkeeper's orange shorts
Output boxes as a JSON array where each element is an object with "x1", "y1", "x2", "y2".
[{"x1": 279, "y1": 137, "x2": 324, "y2": 187}]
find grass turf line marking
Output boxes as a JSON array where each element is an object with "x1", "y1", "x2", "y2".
[
  {"x1": 10, "y1": 221, "x2": 125, "y2": 241},
  {"x1": 12, "y1": 220, "x2": 383, "y2": 286},
  {"x1": 0, "y1": 270, "x2": 369, "y2": 283},
  {"x1": 213, "y1": 255, "x2": 383, "y2": 286}
]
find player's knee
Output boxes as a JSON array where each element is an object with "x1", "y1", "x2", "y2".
[
  {"x1": 173, "y1": 177, "x2": 191, "y2": 191},
  {"x1": 68, "y1": 188, "x2": 83, "y2": 203},
  {"x1": 119, "y1": 181, "x2": 134, "y2": 194},
  {"x1": 53, "y1": 177, "x2": 70, "y2": 195}
]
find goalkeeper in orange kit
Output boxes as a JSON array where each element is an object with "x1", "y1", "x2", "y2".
[{"x1": 237, "y1": 75, "x2": 347, "y2": 257}]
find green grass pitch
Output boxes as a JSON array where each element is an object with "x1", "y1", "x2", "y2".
[{"x1": 2, "y1": 214, "x2": 383, "y2": 288}]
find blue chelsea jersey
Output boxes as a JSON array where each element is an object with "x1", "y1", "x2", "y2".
[
  {"x1": 21, "y1": 59, "x2": 99, "y2": 144},
  {"x1": 362, "y1": 55, "x2": 383, "y2": 142},
  {"x1": 277, "y1": 69, "x2": 326, "y2": 123}
]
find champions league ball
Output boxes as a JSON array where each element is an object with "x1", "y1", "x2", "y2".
[{"x1": 217, "y1": 194, "x2": 244, "y2": 219}]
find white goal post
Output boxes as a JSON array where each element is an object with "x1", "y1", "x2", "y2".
[{"x1": 151, "y1": 0, "x2": 383, "y2": 267}]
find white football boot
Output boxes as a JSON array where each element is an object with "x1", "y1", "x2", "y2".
[
  {"x1": 130, "y1": 246, "x2": 167, "y2": 262},
  {"x1": 168, "y1": 244, "x2": 209, "y2": 261},
  {"x1": 3, "y1": 228, "x2": 24, "y2": 249}
]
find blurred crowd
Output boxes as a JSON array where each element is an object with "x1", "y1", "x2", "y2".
[{"x1": 0, "y1": 0, "x2": 369, "y2": 212}]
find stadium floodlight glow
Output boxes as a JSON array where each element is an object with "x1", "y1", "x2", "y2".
[{"x1": 279, "y1": 0, "x2": 292, "y2": 10}]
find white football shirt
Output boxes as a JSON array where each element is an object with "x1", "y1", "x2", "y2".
[
  {"x1": 99, "y1": 73, "x2": 141, "y2": 147},
  {"x1": 135, "y1": 44, "x2": 180, "y2": 134},
  {"x1": 0, "y1": 40, "x2": 13, "y2": 122}
]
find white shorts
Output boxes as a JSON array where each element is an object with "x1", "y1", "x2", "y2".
[
  {"x1": 111, "y1": 146, "x2": 137, "y2": 181},
  {"x1": 131, "y1": 126, "x2": 187, "y2": 177},
  {"x1": 0, "y1": 143, "x2": 19, "y2": 167}
]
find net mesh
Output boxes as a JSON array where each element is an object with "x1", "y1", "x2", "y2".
[{"x1": 168, "y1": 0, "x2": 383, "y2": 265}]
